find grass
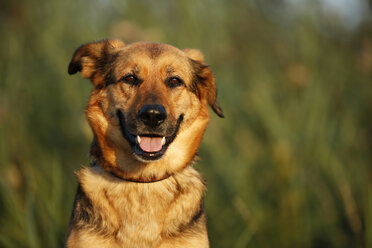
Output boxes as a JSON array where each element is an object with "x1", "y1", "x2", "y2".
[{"x1": 0, "y1": 0, "x2": 371, "y2": 247}]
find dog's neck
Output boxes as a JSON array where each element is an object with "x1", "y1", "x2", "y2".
[
  {"x1": 108, "y1": 170, "x2": 172, "y2": 183},
  {"x1": 89, "y1": 157, "x2": 174, "y2": 183}
]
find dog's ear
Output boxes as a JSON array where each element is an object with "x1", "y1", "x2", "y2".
[
  {"x1": 184, "y1": 49, "x2": 224, "y2": 118},
  {"x1": 68, "y1": 39, "x2": 125, "y2": 85}
]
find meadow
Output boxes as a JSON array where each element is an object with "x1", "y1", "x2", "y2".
[{"x1": 0, "y1": 0, "x2": 371, "y2": 247}]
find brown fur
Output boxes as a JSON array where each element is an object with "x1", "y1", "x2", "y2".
[{"x1": 66, "y1": 39, "x2": 223, "y2": 248}]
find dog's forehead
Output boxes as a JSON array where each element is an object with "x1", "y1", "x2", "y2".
[
  {"x1": 116, "y1": 42, "x2": 191, "y2": 68},
  {"x1": 122, "y1": 42, "x2": 184, "y2": 57}
]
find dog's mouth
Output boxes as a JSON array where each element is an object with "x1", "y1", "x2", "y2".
[{"x1": 117, "y1": 110, "x2": 183, "y2": 161}]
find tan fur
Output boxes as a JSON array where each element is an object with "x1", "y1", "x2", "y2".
[
  {"x1": 66, "y1": 39, "x2": 223, "y2": 248},
  {"x1": 67, "y1": 166, "x2": 207, "y2": 248}
]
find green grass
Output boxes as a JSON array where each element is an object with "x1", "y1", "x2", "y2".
[{"x1": 0, "y1": 0, "x2": 371, "y2": 247}]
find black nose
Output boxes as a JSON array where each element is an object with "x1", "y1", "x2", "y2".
[{"x1": 138, "y1": 105, "x2": 167, "y2": 128}]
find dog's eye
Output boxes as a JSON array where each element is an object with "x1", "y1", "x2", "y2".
[
  {"x1": 166, "y1": 77, "x2": 184, "y2": 88},
  {"x1": 121, "y1": 75, "x2": 140, "y2": 85}
]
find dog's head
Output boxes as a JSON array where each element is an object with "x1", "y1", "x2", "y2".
[{"x1": 69, "y1": 39, "x2": 223, "y2": 179}]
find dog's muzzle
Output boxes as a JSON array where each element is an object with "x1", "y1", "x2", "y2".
[{"x1": 117, "y1": 107, "x2": 183, "y2": 161}]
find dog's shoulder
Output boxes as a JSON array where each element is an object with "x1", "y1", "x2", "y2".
[{"x1": 67, "y1": 167, "x2": 120, "y2": 238}]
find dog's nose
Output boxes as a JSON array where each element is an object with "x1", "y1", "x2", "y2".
[{"x1": 138, "y1": 105, "x2": 167, "y2": 127}]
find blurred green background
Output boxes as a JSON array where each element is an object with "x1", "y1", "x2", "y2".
[{"x1": 1, "y1": 0, "x2": 372, "y2": 247}]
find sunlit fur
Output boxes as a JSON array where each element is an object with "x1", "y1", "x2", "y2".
[{"x1": 66, "y1": 39, "x2": 223, "y2": 248}]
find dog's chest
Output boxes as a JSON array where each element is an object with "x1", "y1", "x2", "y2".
[
  {"x1": 77, "y1": 166, "x2": 205, "y2": 247},
  {"x1": 107, "y1": 183, "x2": 174, "y2": 244},
  {"x1": 80, "y1": 170, "x2": 183, "y2": 246}
]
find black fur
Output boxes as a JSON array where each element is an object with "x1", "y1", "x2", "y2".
[{"x1": 67, "y1": 185, "x2": 110, "y2": 237}]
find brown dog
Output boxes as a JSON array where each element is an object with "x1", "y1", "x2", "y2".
[{"x1": 65, "y1": 39, "x2": 223, "y2": 248}]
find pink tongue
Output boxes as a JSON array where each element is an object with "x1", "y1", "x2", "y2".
[{"x1": 139, "y1": 137, "x2": 163, "y2": 153}]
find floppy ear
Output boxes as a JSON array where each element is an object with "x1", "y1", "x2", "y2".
[
  {"x1": 184, "y1": 49, "x2": 224, "y2": 118},
  {"x1": 68, "y1": 39, "x2": 125, "y2": 85}
]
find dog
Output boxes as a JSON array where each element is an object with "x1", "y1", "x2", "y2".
[{"x1": 65, "y1": 39, "x2": 223, "y2": 248}]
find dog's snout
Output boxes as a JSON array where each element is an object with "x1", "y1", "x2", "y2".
[{"x1": 138, "y1": 105, "x2": 167, "y2": 128}]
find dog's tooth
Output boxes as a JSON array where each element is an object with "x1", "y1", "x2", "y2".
[
  {"x1": 137, "y1": 136, "x2": 141, "y2": 144},
  {"x1": 161, "y1": 137, "x2": 166, "y2": 146}
]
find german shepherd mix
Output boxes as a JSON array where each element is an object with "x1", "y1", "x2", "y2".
[{"x1": 66, "y1": 39, "x2": 223, "y2": 248}]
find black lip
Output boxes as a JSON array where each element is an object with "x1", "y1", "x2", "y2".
[{"x1": 117, "y1": 111, "x2": 183, "y2": 161}]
